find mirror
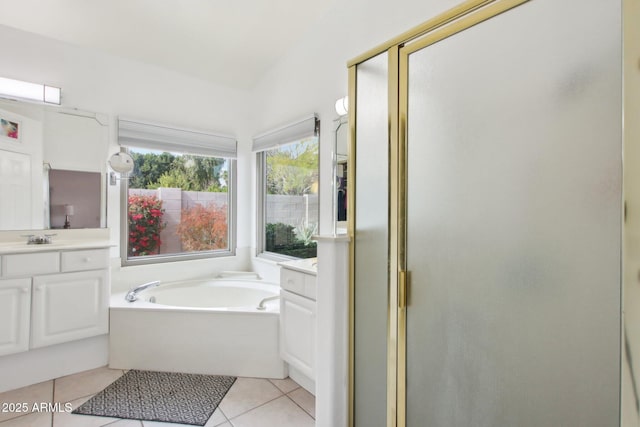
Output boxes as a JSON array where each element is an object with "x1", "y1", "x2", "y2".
[
  {"x1": 49, "y1": 169, "x2": 103, "y2": 229},
  {"x1": 0, "y1": 98, "x2": 109, "y2": 231},
  {"x1": 333, "y1": 115, "x2": 348, "y2": 235}
]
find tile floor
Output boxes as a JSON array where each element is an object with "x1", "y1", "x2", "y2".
[{"x1": 0, "y1": 367, "x2": 315, "y2": 427}]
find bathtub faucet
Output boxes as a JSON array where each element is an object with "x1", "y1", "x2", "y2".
[
  {"x1": 125, "y1": 280, "x2": 161, "y2": 302},
  {"x1": 256, "y1": 295, "x2": 280, "y2": 310}
]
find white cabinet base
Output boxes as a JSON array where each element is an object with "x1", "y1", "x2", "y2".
[
  {"x1": 289, "y1": 365, "x2": 316, "y2": 396},
  {"x1": 0, "y1": 335, "x2": 108, "y2": 393},
  {"x1": 279, "y1": 261, "x2": 317, "y2": 396},
  {"x1": 0, "y1": 279, "x2": 31, "y2": 356},
  {"x1": 280, "y1": 289, "x2": 316, "y2": 380},
  {"x1": 0, "y1": 239, "x2": 111, "y2": 393},
  {"x1": 31, "y1": 270, "x2": 109, "y2": 349}
]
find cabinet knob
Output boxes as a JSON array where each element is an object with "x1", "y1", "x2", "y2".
[
  {"x1": 84, "y1": 257, "x2": 91, "y2": 262},
  {"x1": 36, "y1": 285, "x2": 44, "y2": 291},
  {"x1": 21, "y1": 287, "x2": 29, "y2": 294},
  {"x1": 287, "y1": 279, "x2": 294, "y2": 284}
]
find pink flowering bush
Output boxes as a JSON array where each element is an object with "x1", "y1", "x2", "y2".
[{"x1": 128, "y1": 194, "x2": 165, "y2": 256}]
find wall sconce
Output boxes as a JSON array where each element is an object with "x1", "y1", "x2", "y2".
[
  {"x1": 63, "y1": 205, "x2": 74, "y2": 229},
  {"x1": 0, "y1": 76, "x2": 61, "y2": 105},
  {"x1": 335, "y1": 96, "x2": 349, "y2": 116},
  {"x1": 108, "y1": 151, "x2": 135, "y2": 185}
]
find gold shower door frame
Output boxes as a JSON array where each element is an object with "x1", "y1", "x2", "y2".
[{"x1": 347, "y1": 1, "x2": 530, "y2": 426}]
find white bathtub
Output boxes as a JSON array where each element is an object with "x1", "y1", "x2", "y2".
[{"x1": 109, "y1": 277, "x2": 287, "y2": 379}]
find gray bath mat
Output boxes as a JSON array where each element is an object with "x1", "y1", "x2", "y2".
[{"x1": 73, "y1": 369, "x2": 236, "y2": 426}]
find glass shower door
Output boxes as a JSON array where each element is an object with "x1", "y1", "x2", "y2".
[
  {"x1": 353, "y1": 51, "x2": 389, "y2": 427},
  {"x1": 403, "y1": 0, "x2": 621, "y2": 425}
]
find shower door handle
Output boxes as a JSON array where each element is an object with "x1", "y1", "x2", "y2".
[{"x1": 399, "y1": 270, "x2": 408, "y2": 308}]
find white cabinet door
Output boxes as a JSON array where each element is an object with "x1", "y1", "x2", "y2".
[
  {"x1": 31, "y1": 270, "x2": 109, "y2": 348},
  {"x1": 280, "y1": 289, "x2": 316, "y2": 378},
  {"x1": 0, "y1": 278, "x2": 31, "y2": 356}
]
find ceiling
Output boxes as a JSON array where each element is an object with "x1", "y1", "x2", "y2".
[{"x1": 0, "y1": 0, "x2": 336, "y2": 90}]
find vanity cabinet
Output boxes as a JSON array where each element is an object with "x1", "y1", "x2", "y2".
[
  {"x1": 0, "y1": 278, "x2": 31, "y2": 356},
  {"x1": 0, "y1": 247, "x2": 110, "y2": 355},
  {"x1": 279, "y1": 263, "x2": 317, "y2": 387},
  {"x1": 31, "y1": 269, "x2": 109, "y2": 348}
]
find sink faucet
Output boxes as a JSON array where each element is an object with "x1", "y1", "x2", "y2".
[
  {"x1": 22, "y1": 234, "x2": 56, "y2": 244},
  {"x1": 125, "y1": 280, "x2": 161, "y2": 302}
]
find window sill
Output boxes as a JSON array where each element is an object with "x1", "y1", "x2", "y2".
[
  {"x1": 255, "y1": 252, "x2": 302, "y2": 264},
  {"x1": 121, "y1": 249, "x2": 236, "y2": 267}
]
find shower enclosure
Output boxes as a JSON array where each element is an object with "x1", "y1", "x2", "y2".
[{"x1": 349, "y1": 0, "x2": 637, "y2": 426}]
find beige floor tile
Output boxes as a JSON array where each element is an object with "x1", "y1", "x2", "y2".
[
  {"x1": 288, "y1": 387, "x2": 316, "y2": 419},
  {"x1": 207, "y1": 407, "x2": 228, "y2": 426},
  {"x1": 218, "y1": 378, "x2": 282, "y2": 419},
  {"x1": 268, "y1": 377, "x2": 300, "y2": 394},
  {"x1": 0, "y1": 411, "x2": 51, "y2": 427},
  {"x1": 0, "y1": 380, "x2": 53, "y2": 422},
  {"x1": 53, "y1": 395, "x2": 120, "y2": 427},
  {"x1": 104, "y1": 420, "x2": 143, "y2": 426},
  {"x1": 141, "y1": 422, "x2": 188, "y2": 426},
  {"x1": 139, "y1": 406, "x2": 226, "y2": 427},
  {"x1": 142, "y1": 408, "x2": 227, "y2": 427},
  {"x1": 129, "y1": 404, "x2": 226, "y2": 427},
  {"x1": 54, "y1": 366, "x2": 124, "y2": 403},
  {"x1": 229, "y1": 395, "x2": 315, "y2": 427}
]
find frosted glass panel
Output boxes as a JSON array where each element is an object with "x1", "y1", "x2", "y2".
[
  {"x1": 354, "y1": 52, "x2": 388, "y2": 427},
  {"x1": 405, "y1": 0, "x2": 621, "y2": 426}
]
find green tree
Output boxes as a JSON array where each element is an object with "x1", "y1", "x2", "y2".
[
  {"x1": 266, "y1": 138, "x2": 318, "y2": 195},
  {"x1": 130, "y1": 151, "x2": 176, "y2": 189},
  {"x1": 154, "y1": 169, "x2": 191, "y2": 189},
  {"x1": 129, "y1": 150, "x2": 228, "y2": 192},
  {"x1": 180, "y1": 155, "x2": 227, "y2": 191}
]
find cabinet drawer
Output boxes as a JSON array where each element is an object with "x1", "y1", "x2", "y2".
[
  {"x1": 2, "y1": 252, "x2": 59, "y2": 277},
  {"x1": 281, "y1": 268, "x2": 306, "y2": 295},
  {"x1": 280, "y1": 268, "x2": 317, "y2": 300},
  {"x1": 61, "y1": 249, "x2": 109, "y2": 272}
]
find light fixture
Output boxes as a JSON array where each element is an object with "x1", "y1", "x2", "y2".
[
  {"x1": 335, "y1": 96, "x2": 348, "y2": 116},
  {"x1": 108, "y1": 151, "x2": 135, "y2": 185},
  {"x1": 0, "y1": 76, "x2": 61, "y2": 105}
]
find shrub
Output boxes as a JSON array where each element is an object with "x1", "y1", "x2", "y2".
[
  {"x1": 266, "y1": 222, "x2": 317, "y2": 258},
  {"x1": 293, "y1": 221, "x2": 317, "y2": 246},
  {"x1": 176, "y1": 203, "x2": 228, "y2": 251},
  {"x1": 128, "y1": 194, "x2": 165, "y2": 256}
]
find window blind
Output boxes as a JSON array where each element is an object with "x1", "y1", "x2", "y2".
[
  {"x1": 118, "y1": 117, "x2": 237, "y2": 158},
  {"x1": 251, "y1": 114, "x2": 318, "y2": 152}
]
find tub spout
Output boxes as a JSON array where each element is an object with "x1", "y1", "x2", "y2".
[
  {"x1": 125, "y1": 280, "x2": 161, "y2": 302},
  {"x1": 256, "y1": 295, "x2": 279, "y2": 310}
]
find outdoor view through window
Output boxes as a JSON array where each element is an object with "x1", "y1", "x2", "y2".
[
  {"x1": 263, "y1": 136, "x2": 319, "y2": 259},
  {"x1": 126, "y1": 147, "x2": 231, "y2": 261}
]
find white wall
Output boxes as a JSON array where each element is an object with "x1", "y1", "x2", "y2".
[
  {"x1": 0, "y1": 0, "x2": 462, "y2": 282},
  {"x1": 248, "y1": 0, "x2": 460, "y2": 274},
  {"x1": 0, "y1": 24, "x2": 255, "y2": 284}
]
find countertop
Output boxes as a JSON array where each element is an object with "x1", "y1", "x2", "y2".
[
  {"x1": 279, "y1": 258, "x2": 318, "y2": 275},
  {"x1": 0, "y1": 228, "x2": 112, "y2": 255},
  {"x1": 0, "y1": 240, "x2": 113, "y2": 255}
]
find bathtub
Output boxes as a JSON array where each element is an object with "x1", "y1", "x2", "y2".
[{"x1": 109, "y1": 276, "x2": 287, "y2": 379}]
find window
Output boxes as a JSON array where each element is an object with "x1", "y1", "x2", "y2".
[
  {"x1": 254, "y1": 116, "x2": 319, "y2": 259},
  {"x1": 119, "y1": 118, "x2": 236, "y2": 265}
]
